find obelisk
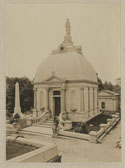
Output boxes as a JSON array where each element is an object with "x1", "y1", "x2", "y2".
[{"x1": 13, "y1": 82, "x2": 23, "y2": 117}]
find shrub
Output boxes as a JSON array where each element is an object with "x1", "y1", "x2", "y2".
[
  {"x1": 9, "y1": 117, "x2": 15, "y2": 124},
  {"x1": 74, "y1": 122, "x2": 88, "y2": 134}
]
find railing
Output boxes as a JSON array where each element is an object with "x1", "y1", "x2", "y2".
[
  {"x1": 27, "y1": 111, "x2": 50, "y2": 126},
  {"x1": 58, "y1": 112, "x2": 73, "y2": 130},
  {"x1": 58, "y1": 112, "x2": 68, "y2": 129}
]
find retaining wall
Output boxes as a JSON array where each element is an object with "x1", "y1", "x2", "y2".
[{"x1": 59, "y1": 113, "x2": 120, "y2": 143}]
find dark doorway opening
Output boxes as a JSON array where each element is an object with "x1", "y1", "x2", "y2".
[
  {"x1": 101, "y1": 102, "x2": 105, "y2": 109},
  {"x1": 54, "y1": 97, "x2": 61, "y2": 116}
]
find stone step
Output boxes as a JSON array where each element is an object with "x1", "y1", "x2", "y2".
[
  {"x1": 25, "y1": 126, "x2": 53, "y2": 134},
  {"x1": 37, "y1": 124, "x2": 53, "y2": 128},
  {"x1": 6, "y1": 128, "x2": 17, "y2": 135},
  {"x1": 45, "y1": 120, "x2": 54, "y2": 123},
  {"x1": 41, "y1": 122, "x2": 53, "y2": 125},
  {"x1": 47, "y1": 118, "x2": 53, "y2": 121},
  {"x1": 42, "y1": 121, "x2": 53, "y2": 125},
  {"x1": 43, "y1": 122, "x2": 53, "y2": 125},
  {"x1": 20, "y1": 126, "x2": 53, "y2": 137},
  {"x1": 19, "y1": 130, "x2": 52, "y2": 138}
]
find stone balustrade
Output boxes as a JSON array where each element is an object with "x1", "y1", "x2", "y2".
[
  {"x1": 27, "y1": 111, "x2": 50, "y2": 126},
  {"x1": 89, "y1": 113, "x2": 120, "y2": 143},
  {"x1": 59, "y1": 112, "x2": 72, "y2": 130}
]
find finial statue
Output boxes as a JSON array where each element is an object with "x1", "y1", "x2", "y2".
[
  {"x1": 65, "y1": 18, "x2": 71, "y2": 36},
  {"x1": 61, "y1": 18, "x2": 73, "y2": 46}
]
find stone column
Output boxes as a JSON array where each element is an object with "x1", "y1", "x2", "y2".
[
  {"x1": 97, "y1": 88, "x2": 99, "y2": 112},
  {"x1": 32, "y1": 88, "x2": 37, "y2": 117},
  {"x1": 90, "y1": 87, "x2": 93, "y2": 114},
  {"x1": 45, "y1": 87, "x2": 49, "y2": 112},
  {"x1": 88, "y1": 87, "x2": 90, "y2": 117},
  {"x1": 80, "y1": 86, "x2": 84, "y2": 112},
  {"x1": 33, "y1": 88, "x2": 37, "y2": 109},
  {"x1": 61, "y1": 87, "x2": 66, "y2": 113},
  {"x1": 84, "y1": 87, "x2": 88, "y2": 113},
  {"x1": 94, "y1": 88, "x2": 97, "y2": 113}
]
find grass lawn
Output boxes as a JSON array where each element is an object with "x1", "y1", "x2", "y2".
[{"x1": 6, "y1": 140, "x2": 39, "y2": 160}]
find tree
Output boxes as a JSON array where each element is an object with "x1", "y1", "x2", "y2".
[
  {"x1": 113, "y1": 84, "x2": 121, "y2": 94},
  {"x1": 6, "y1": 76, "x2": 34, "y2": 117},
  {"x1": 97, "y1": 77, "x2": 104, "y2": 91}
]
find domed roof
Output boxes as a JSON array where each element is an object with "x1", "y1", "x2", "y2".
[{"x1": 34, "y1": 19, "x2": 97, "y2": 84}]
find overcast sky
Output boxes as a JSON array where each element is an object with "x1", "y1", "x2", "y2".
[{"x1": 5, "y1": 3, "x2": 120, "y2": 84}]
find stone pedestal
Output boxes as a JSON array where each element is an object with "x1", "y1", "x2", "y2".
[
  {"x1": 100, "y1": 124, "x2": 107, "y2": 132},
  {"x1": 89, "y1": 131, "x2": 97, "y2": 143},
  {"x1": 33, "y1": 109, "x2": 37, "y2": 117},
  {"x1": 64, "y1": 120, "x2": 72, "y2": 130},
  {"x1": 27, "y1": 118, "x2": 32, "y2": 126}
]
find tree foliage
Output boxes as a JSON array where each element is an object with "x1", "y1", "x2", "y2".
[
  {"x1": 97, "y1": 74, "x2": 121, "y2": 94},
  {"x1": 103, "y1": 81, "x2": 114, "y2": 91},
  {"x1": 97, "y1": 77, "x2": 104, "y2": 91},
  {"x1": 6, "y1": 77, "x2": 34, "y2": 117},
  {"x1": 103, "y1": 81, "x2": 121, "y2": 94}
]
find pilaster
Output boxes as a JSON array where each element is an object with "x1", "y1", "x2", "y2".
[
  {"x1": 61, "y1": 86, "x2": 66, "y2": 113},
  {"x1": 80, "y1": 86, "x2": 84, "y2": 112},
  {"x1": 45, "y1": 87, "x2": 50, "y2": 112},
  {"x1": 33, "y1": 88, "x2": 37, "y2": 109}
]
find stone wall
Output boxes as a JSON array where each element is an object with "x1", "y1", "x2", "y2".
[{"x1": 98, "y1": 98, "x2": 118, "y2": 112}]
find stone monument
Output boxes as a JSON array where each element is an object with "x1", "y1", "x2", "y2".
[{"x1": 13, "y1": 82, "x2": 23, "y2": 117}]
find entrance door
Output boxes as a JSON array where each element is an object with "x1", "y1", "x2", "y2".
[{"x1": 54, "y1": 97, "x2": 61, "y2": 116}]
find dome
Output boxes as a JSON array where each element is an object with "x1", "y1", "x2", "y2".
[
  {"x1": 34, "y1": 19, "x2": 97, "y2": 84},
  {"x1": 34, "y1": 51, "x2": 97, "y2": 83}
]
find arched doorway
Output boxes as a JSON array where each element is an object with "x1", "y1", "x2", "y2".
[{"x1": 53, "y1": 91, "x2": 61, "y2": 116}]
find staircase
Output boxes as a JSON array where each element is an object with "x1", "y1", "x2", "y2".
[
  {"x1": 37, "y1": 118, "x2": 54, "y2": 129},
  {"x1": 19, "y1": 118, "x2": 54, "y2": 137}
]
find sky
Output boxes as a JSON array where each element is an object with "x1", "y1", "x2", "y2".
[{"x1": 5, "y1": 3, "x2": 120, "y2": 84}]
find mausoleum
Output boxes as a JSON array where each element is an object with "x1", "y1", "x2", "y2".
[
  {"x1": 98, "y1": 90, "x2": 120, "y2": 113},
  {"x1": 33, "y1": 19, "x2": 99, "y2": 124}
]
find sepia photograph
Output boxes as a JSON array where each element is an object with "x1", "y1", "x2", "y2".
[{"x1": 4, "y1": 1, "x2": 121, "y2": 164}]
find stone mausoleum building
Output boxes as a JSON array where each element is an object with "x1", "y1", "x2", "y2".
[
  {"x1": 98, "y1": 90, "x2": 120, "y2": 113},
  {"x1": 33, "y1": 19, "x2": 100, "y2": 126}
]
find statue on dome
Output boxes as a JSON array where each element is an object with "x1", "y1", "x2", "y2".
[{"x1": 65, "y1": 18, "x2": 71, "y2": 36}]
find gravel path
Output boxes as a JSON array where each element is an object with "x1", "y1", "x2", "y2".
[
  {"x1": 54, "y1": 122, "x2": 121, "y2": 162},
  {"x1": 20, "y1": 122, "x2": 121, "y2": 162}
]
